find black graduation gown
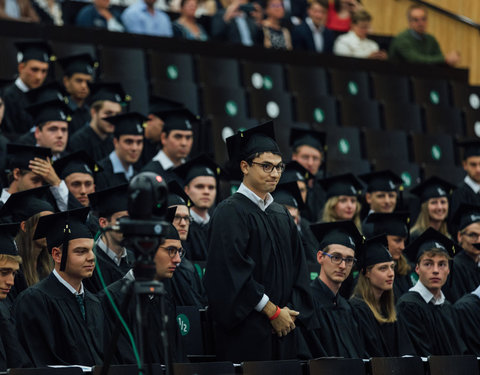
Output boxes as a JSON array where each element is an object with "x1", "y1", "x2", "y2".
[
  {"x1": 84, "y1": 243, "x2": 135, "y2": 293},
  {"x1": 185, "y1": 221, "x2": 208, "y2": 261},
  {"x1": 69, "y1": 125, "x2": 114, "y2": 162},
  {"x1": 16, "y1": 131, "x2": 35, "y2": 146},
  {"x1": 171, "y1": 255, "x2": 207, "y2": 308},
  {"x1": 298, "y1": 217, "x2": 319, "y2": 264},
  {"x1": 95, "y1": 157, "x2": 138, "y2": 191},
  {"x1": 5, "y1": 269, "x2": 28, "y2": 308},
  {"x1": 396, "y1": 291, "x2": 467, "y2": 356},
  {"x1": 141, "y1": 160, "x2": 177, "y2": 183},
  {"x1": 301, "y1": 278, "x2": 365, "y2": 359},
  {"x1": 444, "y1": 250, "x2": 480, "y2": 303},
  {"x1": 13, "y1": 273, "x2": 105, "y2": 366},
  {"x1": 68, "y1": 101, "x2": 91, "y2": 136},
  {"x1": 0, "y1": 134, "x2": 8, "y2": 188},
  {"x1": 204, "y1": 193, "x2": 316, "y2": 362},
  {"x1": 0, "y1": 302, "x2": 31, "y2": 371},
  {"x1": 450, "y1": 181, "x2": 480, "y2": 230},
  {"x1": 301, "y1": 177, "x2": 325, "y2": 223},
  {"x1": 135, "y1": 139, "x2": 161, "y2": 170},
  {"x1": 349, "y1": 296, "x2": 415, "y2": 357},
  {"x1": 393, "y1": 272, "x2": 414, "y2": 303},
  {"x1": 100, "y1": 277, "x2": 186, "y2": 365},
  {"x1": 454, "y1": 293, "x2": 480, "y2": 355},
  {"x1": 2, "y1": 83, "x2": 32, "y2": 140}
]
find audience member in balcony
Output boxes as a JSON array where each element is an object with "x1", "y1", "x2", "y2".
[
  {"x1": 75, "y1": 0, "x2": 125, "y2": 32},
  {"x1": 0, "y1": 0, "x2": 40, "y2": 22},
  {"x1": 173, "y1": 0, "x2": 208, "y2": 40},
  {"x1": 171, "y1": 0, "x2": 217, "y2": 16},
  {"x1": 389, "y1": 4, "x2": 460, "y2": 66},
  {"x1": 31, "y1": 0, "x2": 63, "y2": 25},
  {"x1": 333, "y1": 10, "x2": 387, "y2": 59},
  {"x1": 261, "y1": 0, "x2": 292, "y2": 50},
  {"x1": 291, "y1": 0, "x2": 335, "y2": 53},
  {"x1": 211, "y1": 0, "x2": 263, "y2": 46},
  {"x1": 121, "y1": 0, "x2": 173, "y2": 37},
  {"x1": 325, "y1": 0, "x2": 362, "y2": 35}
]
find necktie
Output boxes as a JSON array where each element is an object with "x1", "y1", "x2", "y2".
[{"x1": 76, "y1": 294, "x2": 86, "y2": 320}]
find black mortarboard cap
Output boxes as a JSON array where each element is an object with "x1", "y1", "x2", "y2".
[
  {"x1": 173, "y1": 154, "x2": 223, "y2": 185},
  {"x1": 57, "y1": 53, "x2": 98, "y2": 76},
  {"x1": 366, "y1": 212, "x2": 410, "y2": 238},
  {"x1": 226, "y1": 121, "x2": 281, "y2": 162},
  {"x1": 88, "y1": 82, "x2": 130, "y2": 104},
  {"x1": 149, "y1": 95, "x2": 184, "y2": 115},
  {"x1": 356, "y1": 234, "x2": 393, "y2": 271},
  {"x1": 33, "y1": 207, "x2": 92, "y2": 271},
  {"x1": 6, "y1": 144, "x2": 52, "y2": 171},
  {"x1": 410, "y1": 176, "x2": 456, "y2": 203},
  {"x1": 0, "y1": 186, "x2": 56, "y2": 223},
  {"x1": 451, "y1": 203, "x2": 480, "y2": 232},
  {"x1": 167, "y1": 180, "x2": 193, "y2": 208},
  {"x1": 310, "y1": 220, "x2": 364, "y2": 252},
  {"x1": 53, "y1": 151, "x2": 102, "y2": 180},
  {"x1": 458, "y1": 139, "x2": 480, "y2": 160},
  {"x1": 289, "y1": 128, "x2": 326, "y2": 153},
  {"x1": 272, "y1": 181, "x2": 305, "y2": 210},
  {"x1": 319, "y1": 173, "x2": 363, "y2": 199},
  {"x1": 25, "y1": 99, "x2": 72, "y2": 126},
  {"x1": 279, "y1": 160, "x2": 311, "y2": 184},
  {"x1": 166, "y1": 206, "x2": 177, "y2": 223},
  {"x1": 104, "y1": 112, "x2": 147, "y2": 137},
  {"x1": 162, "y1": 222, "x2": 180, "y2": 241},
  {"x1": 0, "y1": 223, "x2": 20, "y2": 256},
  {"x1": 25, "y1": 82, "x2": 68, "y2": 106},
  {"x1": 404, "y1": 227, "x2": 458, "y2": 263},
  {"x1": 161, "y1": 108, "x2": 199, "y2": 133},
  {"x1": 88, "y1": 184, "x2": 129, "y2": 218},
  {"x1": 15, "y1": 41, "x2": 54, "y2": 63},
  {"x1": 359, "y1": 170, "x2": 403, "y2": 192}
]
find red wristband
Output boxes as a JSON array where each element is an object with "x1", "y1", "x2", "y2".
[{"x1": 269, "y1": 306, "x2": 281, "y2": 321}]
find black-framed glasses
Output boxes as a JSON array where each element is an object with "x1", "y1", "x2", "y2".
[
  {"x1": 160, "y1": 246, "x2": 185, "y2": 258},
  {"x1": 461, "y1": 232, "x2": 480, "y2": 240},
  {"x1": 173, "y1": 215, "x2": 192, "y2": 224},
  {"x1": 250, "y1": 161, "x2": 285, "y2": 173},
  {"x1": 322, "y1": 252, "x2": 357, "y2": 266}
]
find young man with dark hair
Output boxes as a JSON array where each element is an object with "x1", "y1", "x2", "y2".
[
  {"x1": 397, "y1": 228, "x2": 467, "y2": 356},
  {"x1": 204, "y1": 122, "x2": 314, "y2": 362}
]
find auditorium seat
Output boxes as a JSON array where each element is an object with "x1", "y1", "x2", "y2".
[
  {"x1": 249, "y1": 90, "x2": 293, "y2": 122},
  {"x1": 450, "y1": 81, "x2": 480, "y2": 110},
  {"x1": 242, "y1": 61, "x2": 286, "y2": 91},
  {"x1": 8, "y1": 369, "x2": 83, "y2": 375},
  {"x1": 286, "y1": 65, "x2": 329, "y2": 97},
  {"x1": 428, "y1": 355, "x2": 479, "y2": 375},
  {"x1": 172, "y1": 362, "x2": 235, "y2": 375},
  {"x1": 190, "y1": 117, "x2": 214, "y2": 157},
  {"x1": 373, "y1": 160, "x2": 421, "y2": 189},
  {"x1": 339, "y1": 98, "x2": 382, "y2": 129},
  {"x1": 370, "y1": 356, "x2": 424, "y2": 375},
  {"x1": 371, "y1": 73, "x2": 411, "y2": 103},
  {"x1": 412, "y1": 77, "x2": 451, "y2": 107},
  {"x1": 363, "y1": 128, "x2": 410, "y2": 165},
  {"x1": 0, "y1": 37, "x2": 23, "y2": 79},
  {"x1": 326, "y1": 158, "x2": 371, "y2": 176},
  {"x1": 148, "y1": 51, "x2": 195, "y2": 84},
  {"x1": 330, "y1": 69, "x2": 371, "y2": 99},
  {"x1": 411, "y1": 133, "x2": 456, "y2": 166},
  {"x1": 424, "y1": 105, "x2": 465, "y2": 137},
  {"x1": 92, "y1": 365, "x2": 163, "y2": 375},
  {"x1": 383, "y1": 101, "x2": 424, "y2": 133},
  {"x1": 197, "y1": 56, "x2": 241, "y2": 88},
  {"x1": 423, "y1": 164, "x2": 465, "y2": 185},
  {"x1": 153, "y1": 81, "x2": 200, "y2": 115},
  {"x1": 294, "y1": 94, "x2": 339, "y2": 126},
  {"x1": 242, "y1": 360, "x2": 302, "y2": 375},
  {"x1": 201, "y1": 87, "x2": 249, "y2": 120},
  {"x1": 176, "y1": 306, "x2": 205, "y2": 356},
  {"x1": 464, "y1": 109, "x2": 480, "y2": 139},
  {"x1": 322, "y1": 125, "x2": 363, "y2": 161},
  {"x1": 309, "y1": 358, "x2": 366, "y2": 375}
]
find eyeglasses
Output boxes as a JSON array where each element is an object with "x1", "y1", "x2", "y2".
[
  {"x1": 159, "y1": 246, "x2": 185, "y2": 258},
  {"x1": 173, "y1": 215, "x2": 192, "y2": 224},
  {"x1": 462, "y1": 232, "x2": 480, "y2": 240},
  {"x1": 250, "y1": 161, "x2": 285, "y2": 174},
  {"x1": 322, "y1": 252, "x2": 356, "y2": 266}
]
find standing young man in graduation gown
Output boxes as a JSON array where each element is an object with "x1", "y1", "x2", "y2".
[
  {"x1": 204, "y1": 122, "x2": 315, "y2": 362},
  {"x1": 396, "y1": 228, "x2": 467, "y2": 356},
  {"x1": 13, "y1": 207, "x2": 105, "y2": 366}
]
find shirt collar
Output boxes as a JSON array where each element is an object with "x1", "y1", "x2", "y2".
[
  {"x1": 53, "y1": 269, "x2": 84, "y2": 295},
  {"x1": 465, "y1": 175, "x2": 480, "y2": 193},
  {"x1": 0, "y1": 188, "x2": 11, "y2": 203},
  {"x1": 237, "y1": 183, "x2": 274, "y2": 211},
  {"x1": 305, "y1": 17, "x2": 324, "y2": 32},
  {"x1": 97, "y1": 238, "x2": 127, "y2": 267},
  {"x1": 410, "y1": 279, "x2": 445, "y2": 305},
  {"x1": 472, "y1": 285, "x2": 480, "y2": 299},
  {"x1": 14, "y1": 77, "x2": 29, "y2": 93},
  {"x1": 109, "y1": 151, "x2": 134, "y2": 180},
  {"x1": 190, "y1": 209, "x2": 210, "y2": 225},
  {"x1": 152, "y1": 150, "x2": 180, "y2": 170}
]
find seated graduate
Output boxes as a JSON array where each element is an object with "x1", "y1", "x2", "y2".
[
  {"x1": 13, "y1": 207, "x2": 105, "y2": 366},
  {"x1": 350, "y1": 234, "x2": 415, "y2": 357},
  {"x1": 444, "y1": 203, "x2": 480, "y2": 303},
  {"x1": 167, "y1": 182, "x2": 207, "y2": 308},
  {"x1": 301, "y1": 220, "x2": 366, "y2": 358},
  {"x1": 396, "y1": 228, "x2": 467, "y2": 356},
  {"x1": 83, "y1": 184, "x2": 135, "y2": 293},
  {"x1": 454, "y1": 283, "x2": 480, "y2": 355},
  {"x1": 0, "y1": 223, "x2": 31, "y2": 371},
  {"x1": 366, "y1": 212, "x2": 413, "y2": 302},
  {"x1": 100, "y1": 223, "x2": 187, "y2": 365},
  {"x1": 172, "y1": 154, "x2": 223, "y2": 261}
]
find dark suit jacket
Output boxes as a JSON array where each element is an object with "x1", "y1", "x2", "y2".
[
  {"x1": 211, "y1": 10, "x2": 263, "y2": 46},
  {"x1": 292, "y1": 22, "x2": 335, "y2": 53}
]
